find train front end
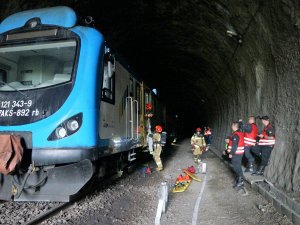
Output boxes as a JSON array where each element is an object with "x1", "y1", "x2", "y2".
[{"x1": 0, "y1": 7, "x2": 104, "y2": 201}]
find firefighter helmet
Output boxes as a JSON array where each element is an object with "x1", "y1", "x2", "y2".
[{"x1": 155, "y1": 125, "x2": 163, "y2": 133}]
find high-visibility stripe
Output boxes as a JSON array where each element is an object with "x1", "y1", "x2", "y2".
[
  {"x1": 259, "y1": 142, "x2": 275, "y2": 145},
  {"x1": 244, "y1": 137, "x2": 256, "y2": 146},
  {"x1": 235, "y1": 150, "x2": 244, "y2": 155},
  {"x1": 258, "y1": 140, "x2": 275, "y2": 145},
  {"x1": 259, "y1": 139, "x2": 275, "y2": 142},
  {"x1": 244, "y1": 140, "x2": 256, "y2": 146},
  {"x1": 244, "y1": 137, "x2": 256, "y2": 142}
]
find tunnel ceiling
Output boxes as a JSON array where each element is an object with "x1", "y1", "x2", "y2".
[
  {"x1": 0, "y1": 0, "x2": 260, "y2": 125},
  {"x1": 87, "y1": 0, "x2": 257, "y2": 123}
]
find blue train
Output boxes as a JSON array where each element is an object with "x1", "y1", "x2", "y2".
[{"x1": 0, "y1": 6, "x2": 168, "y2": 201}]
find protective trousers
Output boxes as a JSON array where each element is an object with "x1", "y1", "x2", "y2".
[
  {"x1": 193, "y1": 145, "x2": 202, "y2": 163},
  {"x1": 244, "y1": 146, "x2": 255, "y2": 163},
  {"x1": 153, "y1": 144, "x2": 163, "y2": 169},
  {"x1": 251, "y1": 145, "x2": 273, "y2": 166},
  {"x1": 231, "y1": 155, "x2": 243, "y2": 177}
]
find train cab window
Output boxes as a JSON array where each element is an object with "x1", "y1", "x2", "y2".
[
  {"x1": 101, "y1": 51, "x2": 115, "y2": 103},
  {"x1": 0, "y1": 40, "x2": 76, "y2": 91}
]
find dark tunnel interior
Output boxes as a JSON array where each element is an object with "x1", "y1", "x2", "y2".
[{"x1": 1, "y1": 0, "x2": 300, "y2": 194}]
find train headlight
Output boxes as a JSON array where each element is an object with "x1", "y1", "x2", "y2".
[
  {"x1": 55, "y1": 127, "x2": 67, "y2": 139},
  {"x1": 48, "y1": 113, "x2": 83, "y2": 141},
  {"x1": 67, "y1": 120, "x2": 79, "y2": 131}
]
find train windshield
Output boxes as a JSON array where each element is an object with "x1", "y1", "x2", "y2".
[{"x1": 0, "y1": 40, "x2": 76, "y2": 91}]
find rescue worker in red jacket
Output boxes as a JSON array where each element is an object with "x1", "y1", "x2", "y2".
[
  {"x1": 226, "y1": 121, "x2": 245, "y2": 188},
  {"x1": 252, "y1": 116, "x2": 276, "y2": 175},
  {"x1": 239, "y1": 116, "x2": 258, "y2": 173}
]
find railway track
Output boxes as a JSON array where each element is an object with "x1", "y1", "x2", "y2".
[
  {"x1": 1, "y1": 155, "x2": 147, "y2": 224},
  {"x1": 17, "y1": 172, "x2": 124, "y2": 225},
  {"x1": 23, "y1": 202, "x2": 69, "y2": 225}
]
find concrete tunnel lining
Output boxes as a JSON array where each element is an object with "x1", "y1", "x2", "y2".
[{"x1": 0, "y1": 0, "x2": 300, "y2": 194}]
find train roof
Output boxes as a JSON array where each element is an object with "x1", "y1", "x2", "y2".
[{"x1": 0, "y1": 6, "x2": 77, "y2": 34}]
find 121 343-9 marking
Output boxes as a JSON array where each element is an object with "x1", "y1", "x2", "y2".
[{"x1": 0, "y1": 100, "x2": 39, "y2": 117}]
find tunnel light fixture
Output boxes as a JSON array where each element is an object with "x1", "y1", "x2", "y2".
[
  {"x1": 226, "y1": 30, "x2": 237, "y2": 37},
  {"x1": 226, "y1": 30, "x2": 243, "y2": 44}
]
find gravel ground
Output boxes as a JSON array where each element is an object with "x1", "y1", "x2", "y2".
[
  {"x1": 0, "y1": 139, "x2": 293, "y2": 225},
  {"x1": 0, "y1": 201, "x2": 60, "y2": 225}
]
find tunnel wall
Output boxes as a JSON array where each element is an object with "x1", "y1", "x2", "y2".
[{"x1": 211, "y1": 1, "x2": 300, "y2": 193}]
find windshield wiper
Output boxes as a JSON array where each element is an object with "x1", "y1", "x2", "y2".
[{"x1": 0, "y1": 81, "x2": 28, "y2": 98}]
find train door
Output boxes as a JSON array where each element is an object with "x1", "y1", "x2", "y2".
[
  {"x1": 125, "y1": 78, "x2": 140, "y2": 141},
  {"x1": 99, "y1": 49, "x2": 115, "y2": 139},
  {"x1": 135, "y1": 81, "x2": 144, "y2": 143}
]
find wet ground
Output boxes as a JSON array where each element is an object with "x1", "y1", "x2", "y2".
[{"x1": 43, "y1": 139, "x2": 292, "y2": 225}]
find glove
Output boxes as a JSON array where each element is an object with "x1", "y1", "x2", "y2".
[{"x1": 229, "y1": 154, "x2": 232, "y2": 158}]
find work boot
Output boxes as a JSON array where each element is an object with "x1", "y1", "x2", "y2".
[
  {"x1": 156, "y1": 167, "x2": 163, "y2": 172},
  {"x1": 235, "y1": 176, "x2": 244, "y2": 188},
  {"x1": 245, "y1": 162, "x2": 255, "y2": 173},
  {"x1": 252, "y1": 166, "x2": 265, "y2": 176},
  {"x1": 232, "y1": 177, "x2": 238, "y2": 188}
]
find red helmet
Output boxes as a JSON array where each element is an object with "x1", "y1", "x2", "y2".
[
  {"x1": 146, "y1": 103, "x2": 152, "y2": 110},
  {"x1": 196, "y1": 128, "x2": 201, "y2": 132},
  {"x1": 155, "y1": 125, "x2": 163, "y2": 133}
]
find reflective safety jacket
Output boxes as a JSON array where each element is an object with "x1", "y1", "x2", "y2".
[
  {"x1": 153, "y1": 132, "x2": 162, "y2": 150},
  {"x1": 258, "y1": 123, "x2": 276, "y2": 147},
  {"x1": 191, "y1": 134, "x2": 206, "y2": 147},
  {"x1": 228, "y1": 131, "x2": 244, "y2": 155},
  {"x1": 244, "y1": 123, "x2": 258, "y2": 146}
]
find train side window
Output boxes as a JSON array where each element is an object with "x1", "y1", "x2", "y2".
[
  {"x1": 102, "y1": 51, "x2": 115, "y2": 104},
  {"x1": 145, "y1": 92, "x2": 149, "y2": 105},
  {"x1": 0, "y1": 69, "x2": 7, "y2": 85}
]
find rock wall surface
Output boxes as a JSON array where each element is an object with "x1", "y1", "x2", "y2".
[{"x1": 0, "y1": 0, "x2": 299, "y2": 193}]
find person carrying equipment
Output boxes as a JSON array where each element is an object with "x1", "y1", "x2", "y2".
[
  {"x1": 153, "y1": 125, "x2": 164, "y2": 171},
  {"x1": 191, "y1": 128, "x2": 206, "y2": 163},
  {"x1": 226, "y1": 121, "x2": 245, "y2": 188},
  {"x1": 239, "y1": 116, "x2": 258, "y2": 173},
  {"x1": 222, "y1": 136, "x2": 231, "y2": 162},
  {"x1": 252, "y1": 116, "x2": 276, "y2": 175}
]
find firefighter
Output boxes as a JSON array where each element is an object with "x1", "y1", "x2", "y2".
[
  {"x1": 153, "y1": 125, "x2": 163, "y2": 171},
  {"x1": 239, "y1": 116, "x2": 258, "y2": 173},
  {"x1": 226, "y1": 121, "x2": 245, "y2": 188},
  {"x1": 191, "y1": 128, "x2": 206, "y2": 163},
  {"x1": 252, "y1": 116, "x2": 276, "y2": 175}
]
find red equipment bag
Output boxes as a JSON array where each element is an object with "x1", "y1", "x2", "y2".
[
  {"x1": 0, "y1": 134, "x2": 23, "y2": 175},
  {"x1": 187, "y1": 165, "x2": 196, "y2": 173}
]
